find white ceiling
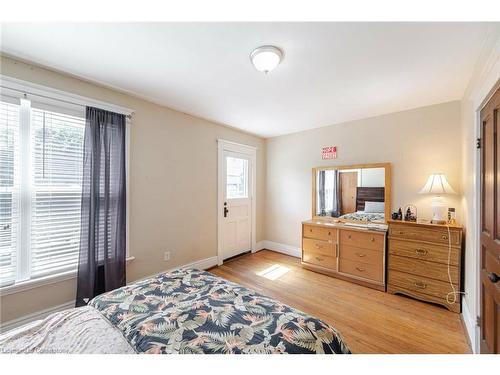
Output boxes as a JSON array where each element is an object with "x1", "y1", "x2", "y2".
[{"x1": 0, "y1": 23, "x2": 492, "y2": 137}]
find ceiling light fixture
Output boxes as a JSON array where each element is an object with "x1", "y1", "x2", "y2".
[{"x1": 250, "y1": 45, "x2": 284, "y2": 73}]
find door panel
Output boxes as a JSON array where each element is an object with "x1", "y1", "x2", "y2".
[
  {"x1": 221, "y1": 151, "x2": 252, "y2": 260},
  {"x1": 340, "y1": 171, "x2": 358, "y2": 215},
  {"x1": 480, "y1": 86, "x2": 500, "y2": 354}
]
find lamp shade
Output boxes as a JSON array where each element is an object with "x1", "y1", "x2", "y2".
[{"x1": 418, "y1": 174, "x2": 456, "y2": 195}]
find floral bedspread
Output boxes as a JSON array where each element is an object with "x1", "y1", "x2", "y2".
[{"x1": 89, "y1": 268, "x2": 350, "y2": 354}]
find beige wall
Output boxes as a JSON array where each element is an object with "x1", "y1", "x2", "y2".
[
  {"x1": 459, "y1": 26, "x2": 500, "y2": 352},
  {"x1": 265, "y1": 101, "x2": 463, "y2": 248},
  {"x1": 0, "y1": 56, "x2": 266, "y2": 323}
]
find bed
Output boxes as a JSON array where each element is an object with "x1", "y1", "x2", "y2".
[
  {"x1": 339, "y1": 187, "x2": 385, "y2": 222},
  {"x1": 0, "y1": 268, "x2": 350, "y2": 354}
]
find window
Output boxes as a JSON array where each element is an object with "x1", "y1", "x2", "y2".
[
  {"x1": 226, "y1": 156, "x2": 248, "y2": 199},
  {"x1": 0, "y1": 97, "x2": 85, "y2": 287},
  {"x1": 0, "y1": 100, "x2": 20, "y2": 286}
]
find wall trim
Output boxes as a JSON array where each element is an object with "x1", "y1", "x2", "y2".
[
  {"x1": 0, "y1": 256, "x2": 135, "y2": 297},
  {"x1": 260, "y1": 240, "x2": 301, "y2": 258},
  {"x1": 0, "y1": 255, "x2": 218, "y2": 333},
  {"x1": 461, "y1": 299, "x2": 477, "y2": 353},
  {"x1": 255, "y1": 241, "x2": 265, "y2": 252},
  {"x1": 0, "y1": 74, "x2": 134, "y2": 116}
]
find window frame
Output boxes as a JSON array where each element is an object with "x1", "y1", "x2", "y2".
[{"x1": 0, "y1": 75, "x2": 134, "y2": 295}]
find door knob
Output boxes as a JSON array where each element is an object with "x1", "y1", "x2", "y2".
[
  {"x1": 488, "y1": 272, "x2": 499, "y2": 283},
  {"x1": 224, "y1": 206, "x2": 229, "y2": 217}
]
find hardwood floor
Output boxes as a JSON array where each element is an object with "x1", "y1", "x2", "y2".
[{"x1": 209, "y1": 250, "x2": 471, "y2": 354}]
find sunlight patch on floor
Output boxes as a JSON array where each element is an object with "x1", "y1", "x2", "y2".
[{"x1": 256, "y1": 264, "x2": 291, "y2": 280}]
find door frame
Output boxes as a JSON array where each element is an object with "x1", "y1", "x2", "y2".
[
  {"x1": 474, "y1": 78, "x2": 500, "y2": 353},
  {"x1": 217, "y1": 139, "x2": 257, "y2": 266}
]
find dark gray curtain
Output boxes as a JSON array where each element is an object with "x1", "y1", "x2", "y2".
[
  {"x1": 318, "y1": 170, "x2": 326, "y2": 215},
  {"x1": 331, "y1": 170, "x2": 341, "y2": 217},
  {"x1": 76, "y1": 107, "x2": 126, "y2": 307}
]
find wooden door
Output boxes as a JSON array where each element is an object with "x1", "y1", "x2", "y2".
[
  {"x1": 340, "y1": 172, "x2": 358, "y2": 215},
  {"x1": 479, "y1": 85, "x2": 500, "y2": 354}
]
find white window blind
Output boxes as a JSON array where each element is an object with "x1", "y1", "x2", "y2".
[
  {"x1": 0, "y1": 97, "x2": 85, "y2": 287},
  {"x1": 0, "y1": 100, "x2": 20, "y2": 287},
  {"x1": 30, "y1": 106, "x2": 85, "y2": 278}
]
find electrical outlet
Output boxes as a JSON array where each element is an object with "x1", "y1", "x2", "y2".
[{"x1": 164, "y1": 251, "x2": 171, "y2": 261}]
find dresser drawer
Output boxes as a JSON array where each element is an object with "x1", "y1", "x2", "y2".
[
  {"x1": 339, "y1": 258, "x2": 383, "y2": 283},
  {"x1": 339, "y1": 229, "x2": 384, "y2": 251},
  {"x1": 303, "y1": 238, "x2": 335, "y2": 257},
  {"x1": 389, "y1": 225, "x2": 461, "y2": 246},
  {"x1": 388, "y1": 238, "x2": 459, "y2": 266},
  {"x1": 303, "y1": 251, "x2": 337, "y2": 270},
  {"x1": 303, "y1": 224, "x2": 336, "y2": 242},
  {"x1": 340, "y1": 245, "x2": 383, "y2": 267},
  {"x1": 388, "y1": 270, "x2": 457, "y2": 300},
  {"x1": 388, "y1": 255, "x2": 459, "y2": 283}
]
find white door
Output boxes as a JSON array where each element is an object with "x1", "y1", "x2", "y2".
[{"x1": 221, "y1": 151, "x2": 252, "y2": 260}]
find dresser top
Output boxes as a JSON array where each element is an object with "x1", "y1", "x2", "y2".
[
  {"x1": 302, "y1": 219, "x2": 388, "y2": 233},
  {"x1": 387, "y1": 219, "x2": 462, "y2": 231}
]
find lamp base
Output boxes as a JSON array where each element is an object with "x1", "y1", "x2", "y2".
[
  {"x1": 431, "y1": 196, "x2": 447, "y2": 225},
  {"x1": 431, "y1": 219, "x2": 447, "y2": 225}
]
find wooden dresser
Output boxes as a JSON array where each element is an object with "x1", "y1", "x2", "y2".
[
  {"x1": 302, "y1": 220, "x2": 386, "y2": 291},
  {"x1": 387, "y1": 220, "x2": 463, "y2": 313}
]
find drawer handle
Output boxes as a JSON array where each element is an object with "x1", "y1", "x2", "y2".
[
  {"x1": 415, "y1": 248, "x2": 428, "y2": 256},
  {"x1": 348, "y1": 235, "x2": 352, "y2": 239},
  {"x1": 315, "y1": 256, "x2": 324, "y2": 262},
  {"x1": 370, "y1": 237, "x2": 375, "y2": 242},
  {"x1": 355, "y1": 266, "x2": 366, "y2": 272},
  {"x1": 355, "y1": 252, "x2": 367, "y2": 258},
  {"x1": 441, "y1": 235, "x2": 448, "y2": 240},
  {"x1": 414, "y1": 281, "x2": 427, "y2": 289},
  {"x1": 397, "y1": 231, "x2": 404, "y2": 235},
  {"x1": 309, "y1": 229, "x2": 313, "y2": 232},
  {"x1": 328, "y1": 231, "x2": 331, "y2": 236},
  {"x1": 315, "y1": 244, "x2": 323, "y2": 249}
]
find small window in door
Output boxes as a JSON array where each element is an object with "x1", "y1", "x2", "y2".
[{"x1": 226, "y1": 156, "x2": 248, "y2": 199}]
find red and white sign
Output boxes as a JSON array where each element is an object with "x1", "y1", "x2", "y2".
[{"x1": 322, "y1": 146, "x2": 337, "y2": 160}]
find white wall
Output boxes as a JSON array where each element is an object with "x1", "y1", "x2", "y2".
[
  {"x1": 360, "y1": 168, "x2": 385, "y2": 187},
  {"x1": 265, "y1": 101, "x2": 463, "y2": 248},
  {"x1": 460, "y1": 25, "x2": 500, "y2": 353}
]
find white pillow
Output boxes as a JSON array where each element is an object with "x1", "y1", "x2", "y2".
[{"x1": 364, "y1": 201, "x2": 385, "y2": 213}]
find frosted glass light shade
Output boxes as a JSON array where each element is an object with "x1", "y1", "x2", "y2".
[
  {"x1": 418, "y1": 174, "x2": 456, "y2": 195},
  {"x1": 250, "y1": 46, "x2": 283, "y2": 73}
]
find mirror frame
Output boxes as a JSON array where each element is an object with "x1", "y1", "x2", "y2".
[{"x1": 311, "y1": 162, "x2": 391, "y2": 223}]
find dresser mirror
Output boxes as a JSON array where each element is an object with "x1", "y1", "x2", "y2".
[{"x1": 312, "y1": 163, "x2": 391, "y2": 223}]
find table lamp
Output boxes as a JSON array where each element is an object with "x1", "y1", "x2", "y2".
[{"x1": 418, "y1": 173, "x2": 456, "y2": 224}]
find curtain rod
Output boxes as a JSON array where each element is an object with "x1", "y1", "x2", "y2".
[{"x1": 1, "y1": 85, "x2": 133, "y2": 119}]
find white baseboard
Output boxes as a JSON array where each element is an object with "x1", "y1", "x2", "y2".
[
  {"x1": 255, "y1": 241, "x2": 265, "y2": 252},
  {"x1": 462, "y1": 299, "x2": 478, "y2": 353},
  {"x1": 0, "y1": 300, "x2": 75, "y2": 333},
  {"x1": 260, "y1": 240, "x2": 301, "y2": 258},
  {"x1": 0, "y1": 255, "x2": 219, "y2": 333},
  {"x1": 180, "y1": 256, "x2": 219, "y2": 271}
]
